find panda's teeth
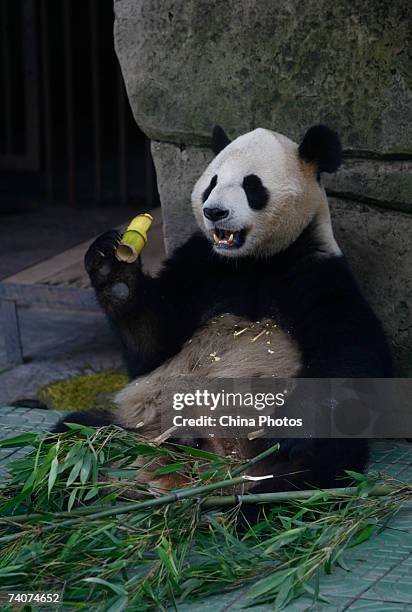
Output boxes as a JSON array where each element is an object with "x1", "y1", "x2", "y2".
[{"x1": 212, "y1": 228, "x2": 244, "y2": 247}]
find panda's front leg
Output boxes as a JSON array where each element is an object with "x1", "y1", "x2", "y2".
[
  {"x1": 84, "y1": 230, "x2": 199, "y2": 377},
  {"x1": 85, "y1": 230, "x2": 142, "y2": 313},
  {"x1": 84, "y1": 230, "x2": 158, "y2": 370},
  {"x1": 85, "y1": 230, "x2": 122, "y2": 286},
  {"x1": 85, "y1": 230, "x2": 138, "y2": 303},
  {"x1": 265, "y1": 437, "x2": 368, "y2": 490}
]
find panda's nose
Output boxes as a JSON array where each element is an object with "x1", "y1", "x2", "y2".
[{"x1": 203, "y1": 206, "x2": 229, "y2": 222}]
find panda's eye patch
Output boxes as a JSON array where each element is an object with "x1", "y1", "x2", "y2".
[
  {"x1": 202, "y1": 174, "x2": 218, "y2": 203},
  {"x1": 242, "y1": 174, "x2": 269, "y2": 210}
]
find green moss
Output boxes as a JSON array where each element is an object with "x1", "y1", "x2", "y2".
[{"x1": 37, "y1": 371, "x2": 129, "y2": 411}]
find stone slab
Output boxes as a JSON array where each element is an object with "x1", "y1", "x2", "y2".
[
  {"x1": 151, "y1": 141, "x2": 211, "y2": 254},
  {"x1": 323, "y1": 160, "x2": 412, "y2": 215},
  {"x1": 0, "y1": 406, "x2": 66, "y2": 478},
  {"x1": 330, "y1": 198, "x2": 412, "y2": 374},
  {"x1": 114, "y1": 0, "x2": 412, "y2": 155},
  {"x1": 0, "y1": 308, "x2": 123, "y2": 405}
]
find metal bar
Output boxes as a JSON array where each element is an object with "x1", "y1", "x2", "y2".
[
  {"x1": 1, "y1": 299, "x2": 23, "y2": 366},
  {"x1": 90, "y1": 0, "x2": 102, "y2": 204},
  {"x1": 22, "y1": 0, "x2": 40, "y2": 170},
  {"x1": 1, "y1": 0, "x2": 13, "y2": 154},
  {"x1": 117, "y1": 68, "x2": 127, "y2": 206},
  {"x1": 63, "y1": 0, "x2": 75, "y2": 205},
  {"x1": 40, "y1": 0, "x2": 53, "y2": 202}
]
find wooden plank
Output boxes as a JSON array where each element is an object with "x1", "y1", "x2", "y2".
[
  {"x1": 0, "y1": 284, "x2": 98, "y2": 311},
  {"x1": 3, "y1": 237, "x2": 99, "y2": 286},
  {"x1": 41, "y1": 261, "x2": 90, "y2": 288},
  {"x1": 3, "y1": 210, "x2": 163, "y2": 286},
  {"x1": 1, "y1": 299, "x2": 23, "y2": 366}
]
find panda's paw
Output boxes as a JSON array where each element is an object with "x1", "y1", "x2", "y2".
[
  {"x1": 84, "y1": 230, "x2": 122, "y2": 282},
  {"x1": 283, "y1": 438, "x2": 317, "y2": 461},
  {"x1": 270, "y1": 438, "x2": 317, "y2": 461}
]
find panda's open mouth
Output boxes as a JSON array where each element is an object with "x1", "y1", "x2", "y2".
[{"x1": 212, "y1": 228, "x2": 247, "y2": 249}]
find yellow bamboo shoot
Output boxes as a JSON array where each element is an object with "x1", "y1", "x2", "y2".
[{"x1": 115, "y1": 213, "x2": 153, "y2": 263}]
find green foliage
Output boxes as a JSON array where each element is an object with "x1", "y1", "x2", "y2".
[
  {"x1": 37, "y1": 370, "x2": 129, "y2": 411},
  {"x1": 0, "y1": 427, "x2": 410, "y2": 610}
]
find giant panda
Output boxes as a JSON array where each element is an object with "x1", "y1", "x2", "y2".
[{"x1": 55, "y1": 124, "x2": 392, "y2": 495}]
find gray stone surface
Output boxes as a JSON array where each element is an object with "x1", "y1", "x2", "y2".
[
  {"x1": 330, "y1": 199, "x2": 412, "y2": 374},
  {"x1": 151, "y1": 141, "x2": 211, "y2": 254},
  {"x1": 0, "y1": 406, "x2": 66, "y2": 478},
  {"x1": 114, "y1": 0, "x2": 412, "y2": 154},
  {"x1": 0, "y1": 308, "x2": 123, "y2": 405},
  {"x1": 323, "y1": 160, "x2": 412, "y2": 215}
]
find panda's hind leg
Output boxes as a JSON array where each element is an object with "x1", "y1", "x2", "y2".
[{"x1": 51, "y1": 409, "x2": 115, "y2": 433}]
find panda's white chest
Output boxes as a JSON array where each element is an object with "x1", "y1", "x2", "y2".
[
  {"x1": 164, "y1": 314, "x2": 302, "y2": 378},
  {"x1": 115, "y1": 314, "x2": 301, "y2": 433}
]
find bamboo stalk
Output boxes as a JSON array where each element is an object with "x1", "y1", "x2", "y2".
[
  {"x1": 2, "y1": 446, "x2": 279, "y2": 524},
  {"x1": 0, "y1": 474, "x2": 272, "y2": 543},
  {"x1": 230, "y1": 442, "x2": 280, "y2": 476},
  {"x1": 202, "y1": 484, "x2": 405, "y2": 507},
  {"x1": 3, "y1": 482, "x2": 407, "y2": 539}
]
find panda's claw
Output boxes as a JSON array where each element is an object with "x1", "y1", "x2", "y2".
[{"x1": 84, "y1": 230, "x2": 122, "y2": 278}]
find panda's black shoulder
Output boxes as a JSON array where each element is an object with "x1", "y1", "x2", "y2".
[
  {"x1": 280, "y1": 251, "x2": 393, "y2": 376},
  {"x1": 162, "y1": 231, "x2": 212, "y2": 269},
  {"x1": 158, "y1": 231, "x2": 226, "y2": 285}
]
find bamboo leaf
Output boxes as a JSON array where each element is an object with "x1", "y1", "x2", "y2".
[
  {"x1": 67, "y1": 458, "x2": 84, "y2": 486},
  {"x1": 106, "y1": 595, "x2": 129, "y2": 612},
  {"x1": 350, "y1": 523, "x2": 375, "y2": 547},
  {"x1": 345, "y1": 470, "x2": 368, "y2": 482},
  {"x1": 63, "y1": 422, "x2": 96, "y2": 435},
  {"x1": 157, "y1": 546, "x2": 178, "y2": 578},
  {"x1": 247, "y1": 570, "x2": 291, "y2": 600},
  {"x1": 47, "y1": 457, "x2": 59, "y2": 497},
  {"x1": 84, "y1": 487, "x2": 99, "y2": 501},
  {"x1": 179, "y1": 578, "x2": 203, "y2": 600},
  {"x1": 67, "y1": 488, "x2": 78, "y2": 512},
  {"x1": 262, "y1": 527, "x2": 306, "y2": 554},
  {"x1": 275, "y1": 575, "x2": 295, "y2": 609},
  {"x1": 0, "y1": 425, "x2": 409, "y2": 610},
  {"x1": 80, "y1": 454, "x2": 92, "y2": 484},
  {"x1": 153, "y1": 462, "x2": 186, "y2": 476},
  {"x1": 83, "y1": 577, "x2": 127, "y2": 596},
  {"x1": 171, "y1": 444, "x2": 221, "y2": 461},
  {"x1": 0, "y1": 432, "x2": 38, "y2": 447}
]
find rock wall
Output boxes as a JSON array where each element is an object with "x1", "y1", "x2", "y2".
[{"x1": 114, "y1": 0, "x2": 412, "y2": 373}]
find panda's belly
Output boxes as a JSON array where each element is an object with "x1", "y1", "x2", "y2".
[
  {"x1": 164, "y1": 314, "x2": 301, "y2": 378},
  {"x1": 115, "y1": 314, "x2": 301, "y2": 431}
]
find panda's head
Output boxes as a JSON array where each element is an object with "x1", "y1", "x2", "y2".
[{"x1": 191, "y1": 125, "x2": 342, "y2": 257}]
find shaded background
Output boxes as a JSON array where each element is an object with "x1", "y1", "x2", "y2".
[{"x1": 0, "y1": 0, "x2": 159, "y2": 279}]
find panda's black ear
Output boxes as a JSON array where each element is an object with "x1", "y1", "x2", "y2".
[
  {"x1": 298, "y1": 125, "x2": 342, "y2": 173},
  {"x1": 212, "y1": 125, "x2": 231, "y2": 155}
]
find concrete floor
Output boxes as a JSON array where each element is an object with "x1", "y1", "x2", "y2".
[
  {"x1": 0, "y1": 308, "x2": 123, "y2": 405},
  {"x1": 0, "y1": 205, "x2": 165, "y2": 405}
]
